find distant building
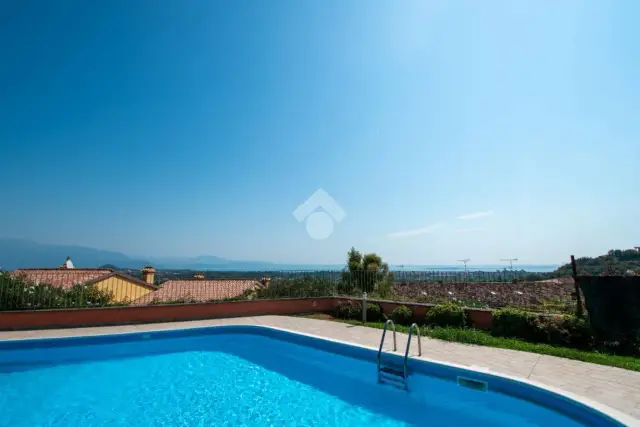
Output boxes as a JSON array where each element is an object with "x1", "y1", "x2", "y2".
[
  {"x1": 11, "y1": 260, "x2": 269, "y2": 304},
  {"x1": 11, "y1": 258, "x2": 158, "y2": 302}
]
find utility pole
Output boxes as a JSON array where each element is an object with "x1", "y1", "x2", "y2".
[
  {"x1": 500, "y1": 258, "x2": 518, "y2": 280},
  {"x1": 457, "y1": 258, "x2": 471, "y2": 282}
]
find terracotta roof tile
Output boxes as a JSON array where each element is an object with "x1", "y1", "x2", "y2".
[
  {"x1": 134, "y1": 279, "x2": 262, "y2": 304},
  {"x1": 11, "y1": 269, "x2": 113, "y2": 289}
]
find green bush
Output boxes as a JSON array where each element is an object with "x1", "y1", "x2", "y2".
[
  {"x1": 333, "y1": 300, "x2": 362, "y2": 320},
  {"x1": 492, "y1": 308, "x2": 540, "y2": 341},
  {"x1": 366, "y1": 303, "x2": 383, "y2": 322},
  {"x1": 537, "y1": 315, "x2": 593, "y2": 349},
  {"x1": 425, "y1": 303, "x2": 467, "y2": 328},
  {"x1": 390, "y1": 305, "x2": 413, "y2": 325},
  {"x1": 493, "y1": 307, "x2": 595, "y2": 350},
  {"x1": 0, "y1": 274, "x2": 114, "y2": 310},
  {"x1": 252, "y1": 276, "x2": 336, "y2": 299}
]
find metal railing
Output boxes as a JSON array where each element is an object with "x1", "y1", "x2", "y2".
[
  {"x1": 405, "y1": 323, "x2": 422, "y2": 379},
  {"x1": 0, "y1": 268, "x2": 577, "y2": 313}
]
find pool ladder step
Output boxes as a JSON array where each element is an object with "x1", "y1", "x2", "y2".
[{"x1": 377, "y1": 320, "x2": 422, "y2": 391}]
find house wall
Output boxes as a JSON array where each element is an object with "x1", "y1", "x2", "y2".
[{"x1": 93, "y1": 277, "x2": 154, "y2": 303}]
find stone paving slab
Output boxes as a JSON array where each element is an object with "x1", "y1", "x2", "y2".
[{"x1": 1, "y1": 315, "x2": 639, "y2": 420}]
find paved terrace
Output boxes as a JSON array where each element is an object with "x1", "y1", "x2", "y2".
[{"x1": 1, "y1": 315, "x2": 639, "y2": 420}]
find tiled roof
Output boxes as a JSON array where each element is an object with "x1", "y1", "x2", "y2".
[
  {"x1": 11, "y1": 268, "x2": 113, "y2": 289},
  {"x1": 134, "y1": 279, "x2": 262, "y2": 304}
]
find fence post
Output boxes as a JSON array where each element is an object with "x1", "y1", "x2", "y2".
[
  {"x1": 570, "y1": 255, "x2": 584, "y2": 319},
  {"x1": 362, "y1": 292, "x2": 367, "y2": 323}
]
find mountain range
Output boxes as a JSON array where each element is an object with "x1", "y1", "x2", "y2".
[{"x1": 0, "y1": 239, "x2": 277, "y2": 271}]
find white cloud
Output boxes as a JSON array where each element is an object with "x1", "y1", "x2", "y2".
[
  {"x1": 389, "y1": 223, "x2": 442, "y2": 238},
  {"x1": 453, "y1": 227, "x2": 485, "y2": 233},
  {"x1": 456, "y1": 210, "x2": 493, "y2": 220}
]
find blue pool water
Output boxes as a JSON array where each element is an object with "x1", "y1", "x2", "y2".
[{"x1": 0, "y1": 327, "x2": 626, "y2": 426}]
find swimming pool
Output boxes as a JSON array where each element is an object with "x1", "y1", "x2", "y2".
[{"x1": 0, "y1": 325, "x2": 634, "y2": 426}]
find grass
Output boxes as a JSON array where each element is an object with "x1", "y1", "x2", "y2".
[{"x1": 302, "y1": 314, "x2": 640, "y2": 372}]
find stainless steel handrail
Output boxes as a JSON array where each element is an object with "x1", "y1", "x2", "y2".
[
  {"x1": 377, "y1": 319, "x2": 397, "y2": 374},
  {"x1": 404, "y1": 323, "x2": 422, "y2": 378}
]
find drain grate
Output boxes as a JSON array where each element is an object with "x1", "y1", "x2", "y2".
[{"x1": 457, "y1": 376, "x2": 488, "y2": 392}]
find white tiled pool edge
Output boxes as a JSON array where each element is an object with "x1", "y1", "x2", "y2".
[{"x1": 1, "y1": 315, "x2": 639, "y2": 424}]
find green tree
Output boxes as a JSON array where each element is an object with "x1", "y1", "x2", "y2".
[{"x1": 341, "y1": 247, "x2": 393, "y2": 298}]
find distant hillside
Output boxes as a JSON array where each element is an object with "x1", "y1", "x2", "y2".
[
  {"x1": 0, "y1": 238, "x2": 275, "y2": 271},
  {"x1": 0, "y1": 239, "x2": 151, "y2": 270},
  {"x1": 553, "y1": 249, "x2": 640, "y2": 276}
]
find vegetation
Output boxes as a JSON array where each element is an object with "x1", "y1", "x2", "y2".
[
  {"x1": 390, "y1": 305, "x2": 413, "y2": 325},
  {"x1": 0, "y1": 273, "x2": 114, "y2": 310},
  {"x1": 341, "y1": 247, "x2": 394, "y2": 298},
  {"x1": 333, "y1": 300, "x2": 362, "y2": 319},
  {"x1": 328, "y1": 319, "x2": 640, "y2": 372},
  {"x1": 366, "y1": 303, "x2": 383, "y2": 322},
  {"x1": 492, "y1": 308, "x2": 594, "y2": 350},
  {"x1": 424, "y1": 302, "x2": 467, "y2": 328},
  {"x1": 251, "y1": 276, "x2": 337, "y2": 299},
  {"x1": 554, "y1": 249, "x2": 640, "y2": 276}
]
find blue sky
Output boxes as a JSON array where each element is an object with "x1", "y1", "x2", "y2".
[{"x1": 1, "y1": 1, "x2": 638, "y2": 266}]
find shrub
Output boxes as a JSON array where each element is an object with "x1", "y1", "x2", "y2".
[
  {"x1": 333, "y1": 300, "x2": 362, "y2": 320},
  {"x1": 493, "y1": 308, "x2": 595, "y2": 350},
  {"x1": 390, "y1": 305, "x2": 413, "y2": 325},
  {"x1": 253, "y1": 276, "x2": 336, "y2": 299},
  {"x1": 492, "y1": 308, "x2": 540, "y2": 341},
  {"x1": 0, "y1": 274, "x2": 114, "y2": 310},
  {"x1": 537, "y1": 315, "x2": 593, "y2": 349},
  {"x1": 425, "y1": 303, "x2": 467, "y2": 328},
  {"x1": 366, "y1": 303, "x2": 383, "y2": 322}
]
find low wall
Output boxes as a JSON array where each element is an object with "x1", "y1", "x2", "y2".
[
  {"x1": 0, "y1": 297, "x2": 494, "y2": 331},
  {"x1": 0, "y1": 298, "x2": 337, "y2": 331}
]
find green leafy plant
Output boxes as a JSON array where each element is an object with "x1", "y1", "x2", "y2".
[
  {"x1": 390, "y1": 305, "x2": 413, "y2": 325},
  {"x1": 366, "y1": 303, "x2": 383, "y2": 322},
  {"x1": 333, "y1": 300, "x2": 362, "y2": 320},
  {"x1": 492, "y1": 308, "x2": 540, "y2": 341},
  {"x1": 493, "y1": 307, "x2": 596, "y2": 350},
  {"x1": 0, "y1": 273, "x2": 114, "y2": 310},
  {"x1": 340, "y1": 247, "x2": 394, "y2": 295},
  {"x1": 425, "y1": 303, "x2": 467, "y2": 328},
  {"x1": 536, "y1": 314, "x2": 593, "y2": 349}
]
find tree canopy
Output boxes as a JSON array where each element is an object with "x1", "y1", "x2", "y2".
[
  {"x1": 553, "y1": 249, "x2": 640, "y2": 276},
  {"x1": 342, "y1": 247, "x2": 393, "y2": 297}
]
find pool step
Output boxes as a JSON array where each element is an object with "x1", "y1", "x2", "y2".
[{"x1": 378, "y1": 363, "x2": 408, "y2": 390}]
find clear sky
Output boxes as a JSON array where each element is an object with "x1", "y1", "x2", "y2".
[{"x1": 1, "y1": 1, "x2": 638, "y2": 266}]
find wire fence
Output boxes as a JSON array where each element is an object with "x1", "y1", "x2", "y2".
[{"x1": 0, "y1": 268, "x2": 579, "y2": 313}]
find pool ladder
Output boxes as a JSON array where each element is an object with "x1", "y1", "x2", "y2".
[{"x1": 377, "y1": 320, "x2": 422, "y2": 390}]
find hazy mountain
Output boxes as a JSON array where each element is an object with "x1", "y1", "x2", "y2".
[
  {"x1": 0, "y1": 239, "x2": 275, "y2": 271},
  {"x1": 0, "y1": 239, "x2": 151, "y2": 270}
]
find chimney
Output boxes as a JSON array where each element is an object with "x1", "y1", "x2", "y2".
[
  {"x1": 60, "y1": 256, "x2": 74, "y2": 269},
  {"x1": 141, "y1": 266, "x2": 156, "y2": 285},
  {"x1": 194, "y1": 273, "x2": 205, "y2": 279},
  {"x1": 260, "y1": 276, "x2": 271, "y2": 288}
]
